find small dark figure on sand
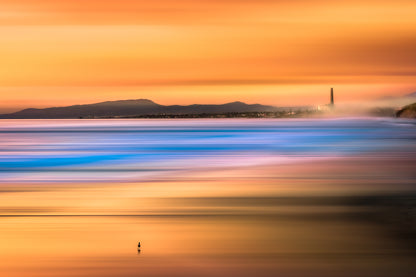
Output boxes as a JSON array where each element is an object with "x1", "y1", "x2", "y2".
[{"x1": 137, "y1": 242, "x2": 141, "y2": 254}]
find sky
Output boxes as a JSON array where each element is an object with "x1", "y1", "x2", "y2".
[{"x1": 0, "y1": 0, "x2": 415, "y2": 112}]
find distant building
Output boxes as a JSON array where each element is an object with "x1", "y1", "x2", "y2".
[{"x1": 316, "y1": 88, "x2": 335, "y2": 111}]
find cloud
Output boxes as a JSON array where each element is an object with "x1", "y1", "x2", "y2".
[{"x1": 0, "y1": 0, "x2": 415, "y2": 106}]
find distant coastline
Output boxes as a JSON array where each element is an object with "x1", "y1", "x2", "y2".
[
  {"x1": 0, "y1": 98, "x2": 414, "y2": 119},
  {"x1": 0, "y1": 99, "x2": 327, "y2": 119},
  {"x1": 87, "y1": 110, "x2": 325, "y2": 119}
]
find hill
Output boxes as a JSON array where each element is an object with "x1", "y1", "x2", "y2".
[
  {"x1": 0, "y1": 99, "x2": 279, "y2": 119},
  {"x1": 396, "y1": 103, "x2": 416, "y2": 119}
]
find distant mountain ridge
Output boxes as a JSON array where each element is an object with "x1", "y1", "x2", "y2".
[
  {"x1": 0, "y1": 99, "x2": 279, "y2": 119},
  {"x1": 378, "y1": 91, "x2": 416, "y2": 101}
]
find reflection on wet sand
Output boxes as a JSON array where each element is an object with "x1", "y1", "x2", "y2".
[
  {"x1": 0, "y1": 119, "x2": 415, "y2": 276},
  {"x1": 1, "y1": 179, "x2": 416, "y2": 276},
  {"x1": 1, "y1": 213, "x2": 416, "y2": 277}
]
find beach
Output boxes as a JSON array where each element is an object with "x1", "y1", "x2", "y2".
[{"x1": 1, "y1": 118, "x2": 415, "y2": 276}]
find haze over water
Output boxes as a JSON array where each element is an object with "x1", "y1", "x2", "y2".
[{"x1": 1, "y1": 118, "x2": 416, "y2": 277}]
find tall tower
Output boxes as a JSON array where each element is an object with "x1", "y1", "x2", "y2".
[{"x1": 330, "y1": 88, "x2": 334, "y2": 107}]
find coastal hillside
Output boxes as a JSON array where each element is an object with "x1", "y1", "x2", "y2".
[{"x1": 396, "y1": 103, "x2": 416, "y2": 118}]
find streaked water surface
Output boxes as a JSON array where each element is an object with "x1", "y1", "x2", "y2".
[{"x1": 0, "y1": 118, "x2": 415, "y2": 277}]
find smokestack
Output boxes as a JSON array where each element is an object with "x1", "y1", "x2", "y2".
[{"x1": 330, "y1": 88, "x2": 334, "y2": 107}]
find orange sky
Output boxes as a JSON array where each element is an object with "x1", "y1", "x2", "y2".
[{"x1": 0, "y1": 0, "x2": 415, "y2": 112}]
